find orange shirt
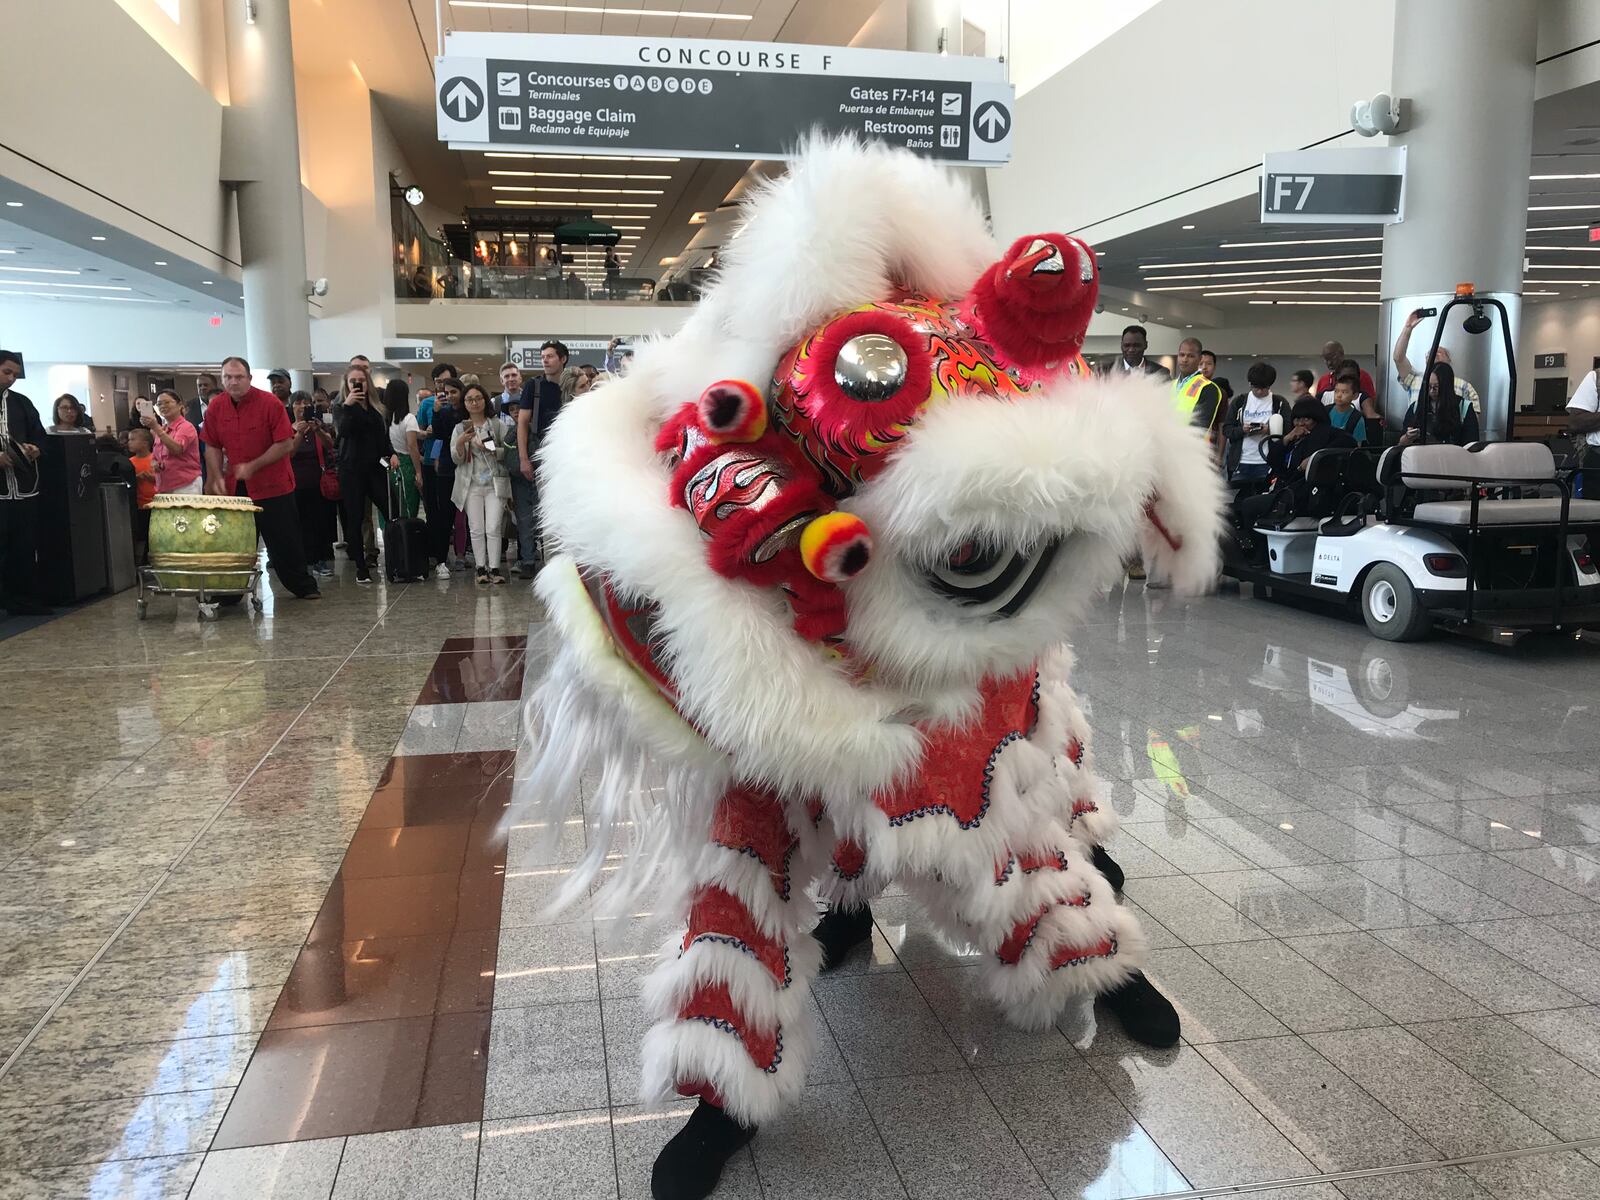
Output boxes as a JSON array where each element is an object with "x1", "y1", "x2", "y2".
[{"x1": 130, "y1": 453, "x2": 157, "y2": 509}]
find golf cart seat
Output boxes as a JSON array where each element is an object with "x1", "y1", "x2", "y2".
[{"x1": 1380, "y1": 442, "x2": 1600, "y2": 527}]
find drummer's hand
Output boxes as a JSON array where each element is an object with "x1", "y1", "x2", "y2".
[
  {"x1": 20, "y1": 442, "x2": 38, "y2": 461},
  {"x1": 206, "y1": 477, "x2": 226, "y2": 496}
]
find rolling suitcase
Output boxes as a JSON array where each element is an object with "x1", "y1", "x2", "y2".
[{"x1": 384, "y1": 470, "x2": 428, "y2": 583}]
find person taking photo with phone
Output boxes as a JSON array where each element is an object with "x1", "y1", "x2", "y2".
[
  {"x1": 141, "y1": 389, "x2": 202, "y2": 495},
  {"x1": 452, "y1": 383, "x2": 514, "y2": 586},
  {"x1": 332, "y1": 364, "x2": 389, "y2": 585}
]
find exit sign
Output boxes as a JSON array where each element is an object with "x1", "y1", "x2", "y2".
[{"x1": 1590, "y1": 222, "x2": 1600, "y2": 243}]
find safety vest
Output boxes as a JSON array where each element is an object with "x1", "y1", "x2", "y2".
[{"x1": 1173, "y1": 371, "x2": 1221, "y2": 430}]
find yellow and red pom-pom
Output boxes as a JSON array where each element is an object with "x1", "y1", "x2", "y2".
[
  {"x1": 800, "y1": 511, "x2": 872, "y2": 583},
  {"x1": 697, "y1": 379, "x2": 767, "y2": 444}
]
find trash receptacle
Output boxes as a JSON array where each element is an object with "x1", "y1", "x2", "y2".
[{"x1": 101, "y1": 482, "x2": 136, "y2": 595}]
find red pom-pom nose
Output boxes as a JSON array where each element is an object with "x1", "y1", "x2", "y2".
[
  {"x1": 969, "y1": 233, "x2": 1099, "y2": 372},
  {"x1": 697, "y1": 379, "x2": 767, "y2": 444}
]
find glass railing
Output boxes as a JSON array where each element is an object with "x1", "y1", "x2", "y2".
[{"x1": 396, "y1": 263, "x2": 694, "y2": 303}]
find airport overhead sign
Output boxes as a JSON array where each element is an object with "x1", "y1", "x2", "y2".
[
  {"x1": 437, "y1": 32, "x2": 1014, "y2": 166},
  {"x1": 1260, "y1": 146, "x2": 1407, "y2": 225}
]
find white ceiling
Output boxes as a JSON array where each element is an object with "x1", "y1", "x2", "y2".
[
  {"x1": 1092, "y1": 81, "x2": 1600, "y2": 319},
  {"x1": 0, "y1": 189, "x2": 244, "y2": 313}
]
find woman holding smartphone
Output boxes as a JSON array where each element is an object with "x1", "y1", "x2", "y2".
[
  {"x1": 289, "y1": 391, "x2": 337, "y2": 576},
  {"x1": 333, "y1": 365, "x2": 389, "y2": 585},
  {"x1": 451, "y1": 383, "x2": 513, "y2": 586},
  {"x1": 142, "y1": 388, "x2": 202, "y2": 494}
]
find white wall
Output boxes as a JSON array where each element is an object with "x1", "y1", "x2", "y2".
[
  {"x1": 1519, "y1": 296, "x2": 1600, "y2": 409},
  {"x1": 112, "y1": 0, "x2": 228, "y2": 101},
  {"x1": 990, "y1": 0, "x2": 1396, "y2": 248},
  {"x1": 1007, "y1": 0, "x2": 1160, "y2": 96},
  {"x1": 1, "y1": 0, "x2": 235, "y2": 271}
]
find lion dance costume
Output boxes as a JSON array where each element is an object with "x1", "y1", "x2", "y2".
[{"x1": 518, "y1": 139, "x2": 1226, "y2": 1199}]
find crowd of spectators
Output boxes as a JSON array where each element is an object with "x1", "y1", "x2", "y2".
[{"x1": 0, "y1": 340, "x2": 622, "y2": 613}]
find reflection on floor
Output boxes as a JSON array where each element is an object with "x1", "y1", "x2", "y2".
[{"x1": 6, "y1": 566, "x2": 1600, "y2": 1198}]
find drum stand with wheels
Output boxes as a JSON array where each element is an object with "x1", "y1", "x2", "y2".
[{"x1": 135, "y1": 565, "x2": 264, "y2": 621}]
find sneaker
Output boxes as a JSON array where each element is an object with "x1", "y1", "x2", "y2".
[
  {"x1": 516, "y1": 562, "x2": 536, "y2": 580},
  {"x1": 1126, "y1": 563, "x2": 1147, "y2": 580},
  {"x1": 295, "y1": 589, "x2": 322, "y2": 601},
  {"x1": 356, "y1": 568, "x2": 372, "y2": 585},
  {"x1": 475, "y1": 567, "x2": 489, "y2": 586},
  {"x1": 435, "y1": 562, "x2": 451, "y2": 580},
  {"x1": 489, "y1": 568, "x2": 507, "y2": 586},
  {"x1": 313, "y1": 561, "x2": 334, "y2": 578}
]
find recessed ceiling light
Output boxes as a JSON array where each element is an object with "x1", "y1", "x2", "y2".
[
  {"x1": 4, "y1": 201, "x2": 21, "y2": 208},
  {"x1": 154, "y1": 260, "x2": 168, "y2": 266},
  {"x1": 0, "y1": 264, "x2": 79, "y2": 276},
  {"x1": 91, "y1": 235, "x2": 107, "y2": 242},
  {"x1": 1142, "y1": 253, "x2": 1382, "y2": 270},
  {"x1": 1181, "y1": 224, "x2": 1196, "y2": 230},
  {"x1": 202, "y1": 280, "x2": 214, "y2": 286},
  {"x1": 1221, "y1": 236, "x2": 1382, "y2": 248}
]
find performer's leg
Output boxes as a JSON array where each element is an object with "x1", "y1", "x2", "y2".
[
  {"x1": 642, "y1": 783, "x2": 823, "y2": 1200},
  {"x1": 813, "y1": 835, "x2": 878, "y2": 973}
]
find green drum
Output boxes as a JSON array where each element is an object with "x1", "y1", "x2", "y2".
[{"x1": 147, "y1": 494, "x2": 260, "y2": 592}]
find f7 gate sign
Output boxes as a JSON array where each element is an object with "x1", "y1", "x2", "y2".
[{"x1": 1261, "y1": 147, "x2": 1408, "y2": 225}]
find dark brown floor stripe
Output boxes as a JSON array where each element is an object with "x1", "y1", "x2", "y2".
[
  {"x1": 211, "y1": 643, "x2": 522, "y2": 1149},
  {"x1": 416, "y1": 635, "x2": 529, "y2": 704}
]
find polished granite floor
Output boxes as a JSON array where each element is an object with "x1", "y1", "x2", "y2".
[{"x1": 7, "y1": 567, "x2": 1600, "y2": 1198}]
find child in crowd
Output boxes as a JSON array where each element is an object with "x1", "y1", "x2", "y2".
[{"x1": 127, "y1": 427, "x2": 157, "y2": 564}]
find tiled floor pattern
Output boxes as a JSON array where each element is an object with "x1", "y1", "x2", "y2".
[{"x1": 11, "y1": 573, "x2": 1600, "y2": 1196}]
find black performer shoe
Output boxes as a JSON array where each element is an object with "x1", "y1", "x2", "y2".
[
  {"x1": 813, "y1": 903, "x2": 874, "y2": 973},
  {"x1": 1100, "y1": 970, "x2": 1181, "y2": 1048},
  {"x1": 651, "y1": 1100, "x2": 757, "y2": 1200},
  {"x1": 1091, "y1": 844, "x2": 1125, "y2": 894}
]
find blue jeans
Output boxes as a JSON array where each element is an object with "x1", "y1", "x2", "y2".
[{"x1": 509, "y1": 469, "x2": 540, "y2": 569}]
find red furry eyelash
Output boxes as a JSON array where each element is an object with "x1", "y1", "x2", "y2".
[{"x1": 787, "y1": 309, "x2": 932, "y2": 461}]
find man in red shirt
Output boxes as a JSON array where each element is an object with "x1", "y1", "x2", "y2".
[
  {"x1": 1314, "y1": 340, "x2": 1376, "y2": 399},
  {"x1": 203, "y1": 356, "x2": 320, "y2": 599}
]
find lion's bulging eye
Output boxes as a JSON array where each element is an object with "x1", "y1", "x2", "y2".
[
  {"x1": 946, "y1": 540, "x2": 1003, "y2": 575},
  {"x1": 833, "y1": 334, "x2": 909, "y2": 402}
]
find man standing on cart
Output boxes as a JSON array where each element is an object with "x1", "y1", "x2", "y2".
[{"x1": 203, "y1": 356, "x2": 321, "y2": 601}]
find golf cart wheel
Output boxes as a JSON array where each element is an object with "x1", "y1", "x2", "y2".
[{"x1": 1361, "y1": 564, "x2": 1432, "y2": 642}]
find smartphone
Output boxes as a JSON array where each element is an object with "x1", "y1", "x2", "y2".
[
  {"x1": 322, "y1": 413, "x2": 334, "y2": 426},
  {"x1": 1415, "y1": 307, "x2": 1438, "y2": 319},
  {"x1": 483, "y1": 438, "x2": 497, "y2": 452}
]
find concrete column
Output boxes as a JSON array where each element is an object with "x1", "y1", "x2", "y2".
[
  {"x1": 222, "y1": 0, "x2": 314, "y2": 391},
  {"x1": 1379, "y1": 0, "x2": 1537, "y2": 439},
  {"x1": 905, "y1": 0, "x2": 992, "y2": 220}
]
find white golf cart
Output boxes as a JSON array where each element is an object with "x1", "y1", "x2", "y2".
[{"x1": 1222, "y1": 294, "x2": 1600, "y2": 643}]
